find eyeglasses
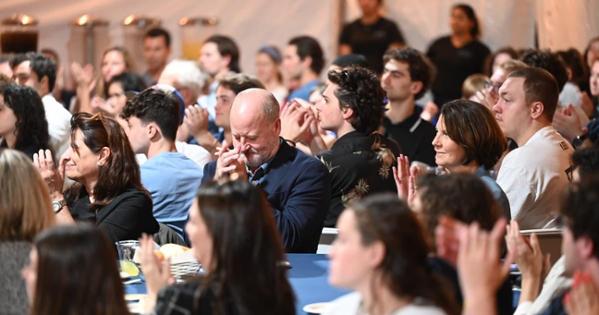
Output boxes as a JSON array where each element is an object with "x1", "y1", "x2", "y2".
[
  {"x1": 484, "y1": 80, "x2": 503, "y2": 92},
  {"x1": 565, "y1": 164, "x2": 577, "y2": 183}
]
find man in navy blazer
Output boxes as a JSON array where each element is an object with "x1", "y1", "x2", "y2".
[{"x1": 202, "y1": 88, "x2": 330, "y2": 253}]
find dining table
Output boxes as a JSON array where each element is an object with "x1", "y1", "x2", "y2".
[{"x1": 125, "y1": 253, "x2": 348, "y2": 315}]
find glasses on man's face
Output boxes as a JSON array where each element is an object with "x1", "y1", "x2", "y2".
[
  {"x1": 565, "y1": 164, "x2": 577, "y2": 183},
  {"x1": 484, "y1": 80, "x2": 503, "y2": 93}
]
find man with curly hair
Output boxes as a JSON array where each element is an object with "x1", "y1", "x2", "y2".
[{"x1": 316, "y1": 66, "x2": 400, "y2": 227}]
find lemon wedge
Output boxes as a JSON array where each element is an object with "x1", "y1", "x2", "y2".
[{"x1": 120, "y1": 260, "x2": 139, "y2": 277}]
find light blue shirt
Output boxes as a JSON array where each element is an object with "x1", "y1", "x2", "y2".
[
  {"x1": 141, "y1": 152, "x2": 203, "y2": 238},
  {"x1": 288, "y1": 79, "x2": 320, "y2": 102}
]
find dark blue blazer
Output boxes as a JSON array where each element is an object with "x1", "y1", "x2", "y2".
[{"x1": 203, "y1": 140, "x2": 331, "y2": 253}]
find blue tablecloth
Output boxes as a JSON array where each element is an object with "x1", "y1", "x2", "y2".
[{"x1": 126, "y1": 253, "x2": 347, "y2": 314}]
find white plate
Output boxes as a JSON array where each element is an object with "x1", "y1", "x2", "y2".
[{"x1": 302, "y1": 302, "x2": 329, "y2": 314}]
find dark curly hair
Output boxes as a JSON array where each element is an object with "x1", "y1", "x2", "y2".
[
  {"x1": 121, "y1": 87, "x2": 180, "y2": 141},
  {"x1": 66, "y1": 113, "x2": 145, "y2": 208},
  {"x1": 350, "y1": 194, "x2": 458, "y2": 315},
  {"x1": 327, "y1": 66, "x2": 386, "y2": 134},
  {"x1": 383, "y1": 47, "x2": 435, "y2": 99},
  {"x1": 441, "y1": 99, "x2": 507, "y2": 169},
  {"x1": 0, "y1": 84, "x2": 50, "y2": 155}
]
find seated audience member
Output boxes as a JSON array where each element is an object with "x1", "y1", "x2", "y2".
[
  {"x1": 283, "y1": 35, "x2": 325, "y2": 101},
  {"x1": 520, "y1": 49, "x2": 592, "y2": 141},
  {"x1": 184, "y1": 73, "x2": 264, "y2": 155},
  {"x1": 71, "y1": 46, "x2": 132, "y2": 114},
  {"x1": 396, "y1": 99, "x2": 510, "y2": 216},
  {"x1": 127, "y1": 83, "x2": 210, "y2": 170},
  {"x1": 40, "y1": 48, "x2": 74, "y2": 107},
  {"x1": 158, "y1": 59, "x2": 208, "y2": 112},
  {"x1": 556, "y1": 49, "x2": 588, "y2": 109},
  {"x1": 410, "y1": 173, "x2": 513, "y2": 315},
  {"x1": 316, "y1": 66, "x2": 400, "y2": 227},
  {"x1": 280, "y1": 54, "x2": 370, "y2": 153},
  {"x1": 139, "y1": 180, "x2": 295, "y2": 314},
  {"x1": 338, "y1": 0, "x2": 405, "y2": 74},
  {"x1": 325, "y1": 194, "x2": 457, "y2": 315},
  {"x1": 158, "y1": 59, "x2": 207, "y2": 139},
  {"x1": 381, "y1": 48, "x2": 437, "y2": 166},
  {"x1": 0, "y1": 149, "x2": 54, "y2": 315},
  {"x1": 0, "y1": 84, "x2": 51, "y2": 158},
  {"x1": 123, "y1": 87, "x2": 203, "y2": 240},
  {"x1": 494, "y1": 67, "x2": 573, "y2": 229},
  {"x1": 34, "y1": 112, "x2": 159, "y2": 243},
  {"x1": 508, "y1": 144, "x2": 599, "y2": 315},
  {"x1": 584, "y1": 36, "x2": 599, "y2": 70},
  {"x1": 524, "y1": 177, "x2": 599, "y2": 314},
  {"x1": 521, "y1": 50, "x2": 593, "y2": 144},
  {"x1": 202, "y1": 88, "x2": 331, "y2": 253},
  {"x1": 461, "y1": 73, "x2": 488, "y2": 100},
  {"x1": 102, "y1": 72, "x2": 146, "y2": 117},
  {"x1": 486, "y1": 46, "x2": 518, "y2": 75},
  {"x1": 21, "y1": 224, "x2": 129, "y2": 315},
  {"x1": 256, "y1": 45, "x2": 288, "y2": 104},
  {"x1": 472, "y1": 59, "x2": 528, "y2": 110},
  {"x1": 11, "y1": 53, "x2": 71, "y2": 156},
  {"x1": 143, "y1": 27, "x2": 172, "y2": 86},
  {"x1": 426, "y1": 3, "x2": 490, "y2": 106},
  {"x1": 198, "y1": 34, "x2": 240, "y2": 136}
]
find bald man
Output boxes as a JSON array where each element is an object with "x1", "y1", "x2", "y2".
[{"x1": 202, "y1": 89, "x2": 331, "y2": 253}]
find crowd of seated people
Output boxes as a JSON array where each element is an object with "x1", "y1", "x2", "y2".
[{"x1": 2, "y1": 1, "x2": 599, "y2": 313}]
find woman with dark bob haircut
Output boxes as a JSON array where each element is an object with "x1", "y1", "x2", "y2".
[
  {"x1": 139, "y1": 180, "x2": 295, "y2": 314},
  {"x1": 34, "y1": 112, "x2": 158, "y2": 243},
  {"x1": 0, "y1": 83, "x2": 50, "y2": 158},
  {"x1": 325, "y1": 194, "x2": 458, "y2": 315},
  {"x1": 21, "y1": 224, "x2": 129, "y2": 315},
  {"x1": 395, "y1": 99, "x2": 510, "y2": 216}
]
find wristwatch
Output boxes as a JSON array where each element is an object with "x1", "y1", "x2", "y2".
[{"x1": 52, "y1": 199, "x2": 66, "y2": 214}]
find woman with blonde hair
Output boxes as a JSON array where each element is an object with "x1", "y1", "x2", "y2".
[
  {"x1": 0, "y1": 148, "x2": 55, "y2": 315},
  {"x1": 72, "y1": 46, "x2": 133, "y2": 113}
]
